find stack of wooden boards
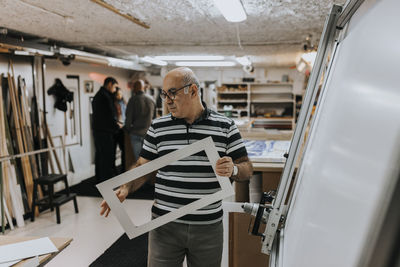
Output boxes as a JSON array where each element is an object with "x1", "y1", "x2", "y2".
[{"x1": 0, "y1": 60, "x2": 63, "y2": 232}]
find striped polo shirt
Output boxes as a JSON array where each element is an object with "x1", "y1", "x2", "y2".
[{"x1": 140, "y1": 106, "x2": 248, "y2": 225}]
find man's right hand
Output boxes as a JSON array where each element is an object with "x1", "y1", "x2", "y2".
[{"x1": 100, "y1": 186, "x2": 129, "y2": 217}]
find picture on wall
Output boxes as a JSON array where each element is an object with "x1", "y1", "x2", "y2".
[{"x1": 84, "y1": 80, "x2": 94, "y2": 93}]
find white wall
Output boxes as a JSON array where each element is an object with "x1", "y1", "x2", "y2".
[
  {"x1": 0, "y1": 55, "x2": 34, "y2": 93},
  {"x1": 43, "y1": 59, "x2": 133, "y2": 185},
  {"x1": 0, "y1": 55, "x2": 135, "y2": 186}
]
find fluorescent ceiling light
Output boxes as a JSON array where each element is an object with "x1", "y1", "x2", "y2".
[
  {"x1": 236, "y1": 56, "x2": 251, "y2": 66},
  {"x1": 24, "y1": 48, "x2": 54, "y2": 56},
  {"x1": 214, "y1": 0, "x2": 247, "y2": 22},
  {"x1": 141, "y1": 56, "x2": 168, "y2": 66},
  {"x1": 107, "y1": 57, "x2": 143, "y2": 70},
  {"x1": 60, "y1": 47, "x2": 145, "y2": 70},
  {"x1": 154, "y1": 55, "x2": 225, "y2": 61},
  {"x1": 175, "y1": 61, "x2": 236, "y2": 67},
  {"x1": 14, "y1": 50, "x2": 31, "y2": 56},
  {"x1": 74, "y1": 55, "x2": 109, "y2": 65},
  {"x1": 60, "y1": 47, "x2": 104, "y2": 59}
]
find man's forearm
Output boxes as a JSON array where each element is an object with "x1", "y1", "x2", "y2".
[
  {"x1": 233, "y1": 156, "x2": 253, "y2": 181},
  {"x1": 120, "y1": 157, "x2": 151, "y2": 193}
]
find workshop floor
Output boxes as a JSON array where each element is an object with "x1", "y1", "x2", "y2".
[
  {"x1": 2, "y1": 196, "x2": 243, "y2": 267},
  {"x1": 4, "y1": 197, "x2": 154, "y2": 267}
]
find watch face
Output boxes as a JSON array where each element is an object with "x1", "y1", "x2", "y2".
[{"x1": 233, "y1": 165, "x2": 238, "y2": 176}]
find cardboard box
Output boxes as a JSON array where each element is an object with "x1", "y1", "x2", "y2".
[
  {"x1": 235, "y1": 180, "x2": 249, "y2": 202},
  {"x1": 229, "y1": 212, "x2": 269, "y2": 267}
]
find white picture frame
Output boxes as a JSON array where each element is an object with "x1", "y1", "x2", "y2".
[{"x1": 96, "y1": 137, "x2": 235, "y2": 239}]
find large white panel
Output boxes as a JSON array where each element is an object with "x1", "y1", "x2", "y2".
[{"x1": 282, "y1": 0, "x2": 400, "y2": 266}]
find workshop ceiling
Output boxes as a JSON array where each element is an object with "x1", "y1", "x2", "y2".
[{"x1": 0, "y1": 0, "x2": 346, "y2": 66}]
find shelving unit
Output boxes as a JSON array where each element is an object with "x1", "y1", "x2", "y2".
[
  {"x1": 217, "y1": 82, "x2": 296, "y2": 129},
  {"x1": 217, "y1": 84, "x2": 249, "y2": 118}
]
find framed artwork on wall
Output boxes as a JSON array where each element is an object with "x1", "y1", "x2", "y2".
[{"x1": 84, "y1": 80, "x2": 94, "y2": 93}]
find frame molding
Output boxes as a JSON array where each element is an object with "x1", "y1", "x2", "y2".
[{"x1": 97, "y1": 137, "x2": 235, "y2": 239}]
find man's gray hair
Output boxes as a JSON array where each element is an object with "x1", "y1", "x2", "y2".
[{"x1": 182, "y1": 70, "x2": 200, "y2": 89}]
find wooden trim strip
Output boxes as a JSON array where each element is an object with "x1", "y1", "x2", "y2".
[{"x1": 91, "y1": 0, "x2": 150, "y2": 29}]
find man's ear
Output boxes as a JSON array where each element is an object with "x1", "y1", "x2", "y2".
[{"x1": 191, "y1": 84, "x2": 198, "y2": 97}]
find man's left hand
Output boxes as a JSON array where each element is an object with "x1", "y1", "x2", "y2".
[{"x1": 216, "y1": 156, "x2": 234, "y2": 177}]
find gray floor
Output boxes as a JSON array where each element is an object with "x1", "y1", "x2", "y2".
[
  {"x1": 4, "y1": 196, "x2": 239, "y2": 266},
  {"x1": 4, "y1": 197, "x2": 153, "y2": 267}
]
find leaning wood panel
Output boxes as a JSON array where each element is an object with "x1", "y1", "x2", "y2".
[
  {"x1": 18, "y1": 76, "x2": 39, "y2": 179},
  {"x1": 7, "y1": 72, "x2": 34, "y2": 210},
  {"x1": 0, "y1": 74, "x2": 24, "y2": 225},
  {"x1": 0, "y1": 77, "x2": 13, "y2": 218}
]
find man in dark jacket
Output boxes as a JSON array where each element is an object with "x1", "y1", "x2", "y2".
[
  {"x1": 125, "y1": 79, "x2": 156, "y2": 162},
  {"x1": 92, "y1": 77, "x2": 121, "y2": 182}
]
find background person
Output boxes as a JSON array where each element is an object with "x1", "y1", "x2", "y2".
[
  {"x1": 92, "y1": 77, "x2": 120, "y2": 183},
  {"x1": 125, "y1": 79, "x2": 156, "y2": 162},
  {"x1": 114, "y1": 86, "x2": 127, "y2": 172}
]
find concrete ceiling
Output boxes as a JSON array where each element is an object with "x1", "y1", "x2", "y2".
[{"x1": 0, "y1": 0, "x2": 346, "y2": 66}]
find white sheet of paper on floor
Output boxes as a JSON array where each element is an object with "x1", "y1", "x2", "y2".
[
  {"x1": 0, "y1": 256, "x2": 40, "y2": 267},
  {"x1": 20, "y1": 256, "x2": 39, "y2": 267},
  {"x1": 97, "y1": 137, "x2": 235, "y2": 239},
  {"x1": 0, "y1": 237, "x2": 57, "y2": 263},
  {"x1": 0, "y1": 259, "x2": 21, "y2": 267}
]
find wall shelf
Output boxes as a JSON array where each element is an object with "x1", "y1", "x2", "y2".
[
  {"x1": 216, "y1": 82, "x2": 296, "y2": 129},
  {"x1": 217, "y1": 91, "x2": 248, "y2": 94},
  {"x1": 251, "y1": 99, "x2": 294, "y2": 103}
]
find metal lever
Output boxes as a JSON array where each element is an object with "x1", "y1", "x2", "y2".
[{"x1": 242, "y1": 191, "x2": 275, "y2": 238}]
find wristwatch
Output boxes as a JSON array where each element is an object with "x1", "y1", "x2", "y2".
[{"x1": 232, "y1": 165, "x2": 238, "y2": 176}]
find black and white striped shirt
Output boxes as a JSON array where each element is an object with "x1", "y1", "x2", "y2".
[{"x1": 141, "y1": 106, "x2": 247, "y2": 225}]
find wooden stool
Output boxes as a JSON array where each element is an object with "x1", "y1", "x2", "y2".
[{"x1": 31, "y1": 174, "x2": 78, "y2": 224}]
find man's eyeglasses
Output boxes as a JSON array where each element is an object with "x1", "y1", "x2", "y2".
[{"x1": 160, "y1": 84, "x2": 193, "y2": 101}]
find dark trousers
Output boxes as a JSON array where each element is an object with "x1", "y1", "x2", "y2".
[
  {"x1": 114, "y1": 129, "x2": 125, "y2": 173},
  {"x1": 148, "y1": 221, "x2": 223, "y2": 267},
  {"x1": 93, "y1": 131, "x2": 116, "y2": 183}
]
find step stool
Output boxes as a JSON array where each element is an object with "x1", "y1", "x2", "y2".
[{"x1": 31, "y1": 174, "x2": 79, "y2": 224}]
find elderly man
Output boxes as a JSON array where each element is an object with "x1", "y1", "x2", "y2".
[{"x1": 100, "y1": 67, "x2": 253, "y2": 267}]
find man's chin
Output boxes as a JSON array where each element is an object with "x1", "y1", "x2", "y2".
[{"x1": 169, "y1": 110, "x2": 181, "y2": 118}]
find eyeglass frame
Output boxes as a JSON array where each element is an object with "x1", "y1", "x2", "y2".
[{"x1": 160, "y1": 83, "x2": 193, "y2": 101}]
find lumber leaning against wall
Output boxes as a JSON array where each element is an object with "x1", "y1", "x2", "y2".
[
  {"x1": 0, "y1": 73, "x2": 24, "y2": 227},
  {"x1": 7, "y1": 70, "x2": 34, "y2": 210},
  {"x1": 18, "y1": 76, "x2": 40, "y2": 180}
]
